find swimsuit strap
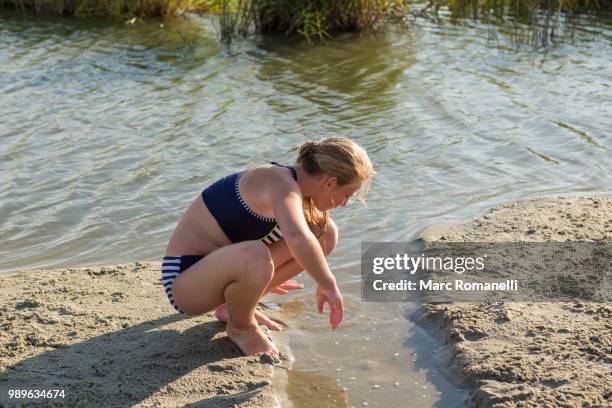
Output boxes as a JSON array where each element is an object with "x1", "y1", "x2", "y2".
[{"x1": 270, "y1": 161, "x2": 298, "y2": 181}]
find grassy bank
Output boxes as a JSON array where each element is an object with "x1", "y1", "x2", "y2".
[
  {"x1": 1, "y1": 0, "x2": 610, "y2": 44},
  {"x1": 0, "y1": 0, "x2": 217, "y2": 17},
  {"x1": 218, "y1": 0, "x2": 406, "y2": 41},
  {"x1": 1, "y1": 0, "x2": 407, "y2": 40},
  {"x1": 412, "y1": 0, "x2": 611, "y2": 45}
]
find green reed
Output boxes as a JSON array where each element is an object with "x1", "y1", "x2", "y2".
[
  {"x1": 215, "y1": 0, "x2": 407, "y2": 42},
  {"x1": 0, "y1": 0, "x2": 218, "y2": 17},
  {"x1": 1, "y1": 0, "x2": 609, "y2": 46},
  {"x1": 215, "y1": 0, "x2": 609, "y2": 44},
  {"x1": 412, "y1": 0, "x2": 610, "y2": 46},
  {"x1": 0, "y1": 0, "x2": 406, "y2": 35}
]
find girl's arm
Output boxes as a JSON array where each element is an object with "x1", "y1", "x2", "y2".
[
  {"x1": 269, "y1": 176, "x2": 343, "y2": 329},
  {"x1": 270, "y1": 178, "x2": 335, "y2": 288}
]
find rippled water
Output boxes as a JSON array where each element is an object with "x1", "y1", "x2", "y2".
[{"x1": 1, "y1": 9, "x2": 611, "y2": 407}]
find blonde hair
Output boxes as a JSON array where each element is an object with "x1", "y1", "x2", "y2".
[{"x1": 296, "y1": 137, "x2": 375, "y2": 237}]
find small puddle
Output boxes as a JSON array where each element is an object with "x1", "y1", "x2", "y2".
[{"x1": 266, "y1": 295, "x2": 467, "y2": 407}]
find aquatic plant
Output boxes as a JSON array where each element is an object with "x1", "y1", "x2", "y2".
[
  {"x1": 215, "y1": 0, "x2": 610, "y2": 44},
  {"x1": 411, "y1": 0, "x2": 611, "y2": 46},
  {"x1": 216, "y1": 0, "x2": 407, "y2": 42},
  {"x1": 0, "y1": 0, "x2": 218, "y2": 17},
  {"x1": 0, "y1": 0, "x2": 609, "y2": 46}
]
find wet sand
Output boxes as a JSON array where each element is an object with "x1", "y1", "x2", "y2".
[
  {"x1": 415, "y1": 196, "x2": 611, "y2": 407},
  {"x1": 0, "y1": 262, "x2": 291, "y2": 407}
]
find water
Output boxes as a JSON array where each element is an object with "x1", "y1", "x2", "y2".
[{"x1": 1, "y1": 10, "x2": 611, "y2": 407}]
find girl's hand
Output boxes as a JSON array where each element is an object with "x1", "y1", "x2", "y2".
[
  {"x1": 271, "y1": 280, "x2": 305, "y2": 294},
  {"x1": 316, "y1": 285, "x2": 344, "y2": 329}
]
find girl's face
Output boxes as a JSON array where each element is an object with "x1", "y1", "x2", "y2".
[{"x1": 315, "y1": 177, "x2": 364, "y2": 211}]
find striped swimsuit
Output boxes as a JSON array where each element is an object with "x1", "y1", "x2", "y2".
[{"x1": 161, "y1": 162, "x2": 297, "y2": 314}]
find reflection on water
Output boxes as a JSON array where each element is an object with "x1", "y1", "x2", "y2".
[
  {"x1": 255, "y1": 32, "x2": 412, "y2": 120},
  {"x1": 1, "y1": 9, "x2": 611, "y2": 407}
]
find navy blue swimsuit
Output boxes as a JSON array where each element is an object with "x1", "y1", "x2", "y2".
[
  {"x1": 202, "y1": 161, "x2": 297, "y2": 244},
  {"x1": 161, "y1": 161, "x2": 297, "y2": 314}
]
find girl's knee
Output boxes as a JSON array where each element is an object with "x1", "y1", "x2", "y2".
[
  {"x1": 241, "y1": 241, "x2": 274, "y2": 282},
  {"x1": 317, "y1": 218, "x2": 338, "y2": 256}
]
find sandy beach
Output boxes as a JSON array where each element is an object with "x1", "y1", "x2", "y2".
[
  {"x1": 416, "y1": 196, "x2": 611, "y2": 407},
  {"x1": 0, "y1": 262, "x2": 291, "y2": 407},
  {"x1": 1, "y1": 196, "x2": 610, "y2": 407}
]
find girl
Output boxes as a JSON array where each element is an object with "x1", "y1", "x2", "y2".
[{"x1": 162, "y1": 138, "x2": 374, "y2": 357}]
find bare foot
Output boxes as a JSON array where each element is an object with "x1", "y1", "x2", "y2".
[
  {"x1": 226, "y1": 321, "x2": 279, "y2": 357},
  {"x1": 215, "y1": 304, "x2": 284, "y2": 331}
]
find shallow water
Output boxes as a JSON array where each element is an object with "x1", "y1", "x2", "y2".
[
  {"x1": 1, "y1": 10, "x2": 611, "y2": 407},
  {"x1": 268, "y1": 299, "x2": 466, "y2": 407}
]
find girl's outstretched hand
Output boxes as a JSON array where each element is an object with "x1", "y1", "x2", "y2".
[
  {"x1": 316, "y1": 285, "x2": 344, "y2": 329},
  {"x1": 271, "y1": 280, "x2": 305, "y2": 294}
]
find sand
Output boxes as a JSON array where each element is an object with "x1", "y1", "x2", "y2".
[
  {"x1": 1, "y1": 196, "x2": 610, "y2": 407},
  {"x1": 0, "y1": 262, "x2": 291, "y2": 407},
  {"x1": 415, "y1": 196, "x2": 612, "y2": 407}
]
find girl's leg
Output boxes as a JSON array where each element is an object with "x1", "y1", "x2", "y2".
[
  {"x1": 214, "y1": 258, "x2": 304, "y2": 331},
  {"x1": 171, "y1": 241, "x2": 277, "y2": 356},
  {"x1": 214, "y1": 219, "x2": 339, "y2": 328}
]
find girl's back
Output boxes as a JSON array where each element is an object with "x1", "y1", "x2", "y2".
[{"x1": 165, "y1": 162, "x2": 298, "y2": 256}]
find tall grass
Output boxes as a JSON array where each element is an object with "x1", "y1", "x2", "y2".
[
  {"x1": 202, "y1": 0, "x2": 407, "y2": 42},
  {"x1": 25, "y1": 0, "x2": 398, "y2": 41},
  {"x1": 1, "y1": 0, "x2": 609, "y2": 45},
  {"x1": 412, "y1": 0, "x2": 611, "y2": 46},
  {"x1": 0, "y1": 0, "x2": 219, "y2": 17},
  {"x1": 216, "y1": 0, "x2": 609, "y2": 44}
]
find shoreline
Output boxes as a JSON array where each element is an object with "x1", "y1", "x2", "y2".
[
  {"x1": 0, "y1": 262, "x2": 291, "y2": 407},
  {"x1": 413, "y1": 196, "x2": 611, "y2": 407}
]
